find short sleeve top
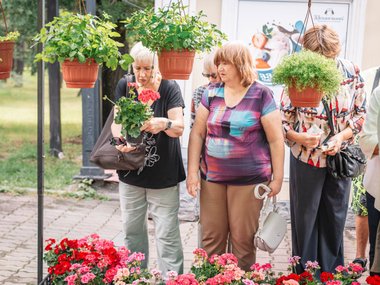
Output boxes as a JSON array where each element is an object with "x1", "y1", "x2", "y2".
[
  {"x1": 115, "y1": 78, "x2": 186, "y2": 189},
  {"x1": 200, "y1": 81, "x2": 277, "y2": 185}
]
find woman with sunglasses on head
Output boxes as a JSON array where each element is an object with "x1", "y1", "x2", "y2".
[
  {"x1": 187, "y1": 42, "x2": 284, "y2": 270},
  {"x1": 191, "y1": 50, "x2": 220, "y2": 128},
  {"x1": 111, "y1": 42, "x2": 186, "y2": 274},
  {"x1": 281, "y1": 25, "x2": 366, "y2": 274}
]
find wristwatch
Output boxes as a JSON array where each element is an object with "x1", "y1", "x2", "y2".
[{"x1": 164, "y1": 119, "x2": 172, "y2": 131}]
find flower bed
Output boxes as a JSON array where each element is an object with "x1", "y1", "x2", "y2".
[{"x1": 44, "y1": 235, "x2": 366, "y2": 285}]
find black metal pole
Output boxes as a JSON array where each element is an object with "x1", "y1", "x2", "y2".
[
  {"x1": 37, "y1": 0, "x2": 45, "y2": 283},
  {"x1": 75, "y1": 0, "x2": 110, "y2": 180}
]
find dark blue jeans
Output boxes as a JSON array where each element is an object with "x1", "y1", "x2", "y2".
[{"x1": 366, "y1": 192, "x2": 380, "y2": 271}]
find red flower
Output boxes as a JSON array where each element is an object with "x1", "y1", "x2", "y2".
[
  {"x1": 320, "y1": 271, "x2": 334, "y2": 282},
  {"x1": 138, "y1": 89, "x2": 160, "y2": 103},
  {"x1": 366, "y1": 275, "x2": 380, "y2": 285},
  {"x1": 128, "y1": 82, "x2": 139, "y2": 89},
  {"x1": 276, "y1": 273, "x2": 300, "y2": 285}
]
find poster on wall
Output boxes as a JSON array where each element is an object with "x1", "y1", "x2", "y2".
[{"x1": 236, "y1": 0, "x2": 350, "y2": 100}]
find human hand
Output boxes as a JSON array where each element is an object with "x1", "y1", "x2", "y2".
[
  {"x1": 186, "y1": 172, "x2": 200, "y2": 198},
  {"x1": 140, "y1": 117, "x2": 166, "y2": 134},
  {"x1": 299, "y1": 132, "x2": 321, "y2": 148},
  {"x1": 324, "y1": 134, "x2": 343, "y2": 156},
  {"x1": 267, "y1": 179, "x2": 282, "y2": 197},
  {"x1": 113, "y1": 137, "x2": 137, "y2": 153}
]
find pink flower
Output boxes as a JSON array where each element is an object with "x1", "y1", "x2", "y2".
[
  {"x1": 282, "y1": 280, "x2": 300, "y2": 285},
  {"x1": 64, "y1": 274, "x2": 78, "y2": 285},
  {"x1": 335, "y1": 265, "x2": 347, "y2": 273},
  {"x1": 325, "y1": 281, "x2": 342, "y2": 285},
  {"x1": 80, "y1": 272, "x2": 96, "y2": 284},
  {"x1": 193, "y1": 248, "x2": 208, "y2": 259},
  {"x1": 166, "y1": 270, "x2": 179, "y2": 280}
]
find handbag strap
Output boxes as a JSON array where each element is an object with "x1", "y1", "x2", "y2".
[
  {"x1": 322, "y1": 99, "x2": 335, "y2": 144},
  {"x1": 254, "y1": 184, "x2": 278, "y2": 212}
]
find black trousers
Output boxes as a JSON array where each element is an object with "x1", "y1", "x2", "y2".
[
  {"x1": 366, "y1": 192, "x2": 380, "y2": 271},
  {"x1": 289, "y1": 154, "x2": 351, "y2": 274}
]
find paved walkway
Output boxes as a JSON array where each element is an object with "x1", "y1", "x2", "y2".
[{"x1": 0, "y1": 181, "x2": 366, "y2": 284}]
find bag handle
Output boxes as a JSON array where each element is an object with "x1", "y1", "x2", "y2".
[{"x1": 254, "y1": 184, "x2": 278, "y2": 212}]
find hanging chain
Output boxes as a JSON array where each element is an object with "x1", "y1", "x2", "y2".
[
  {"x1": 293, "y1": 0, "x2": 322, "y2": 53},
  {"x1": 0, "y1": 0, "x2": 8, "y2": 35}
]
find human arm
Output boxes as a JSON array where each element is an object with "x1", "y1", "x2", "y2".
[
  {"x1": 187, "y1": 104, "x2": 209, "y2": 197},
  {"x1": 359, "y1": 88, "x2": 380, "y2": 158},
  {"x1": 140, "y1": 107, "x2": 184, "y2": 137},
  {"x1": 141, "y1": 80, "x2": 185, "y2": 138},
  {"x1": 261, "y1": 109, "x2": 284, "y2": 197}
]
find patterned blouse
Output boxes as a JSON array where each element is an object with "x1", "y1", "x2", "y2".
[
  {"x1": 281, "y1": 58, "x2": 366, "y2": 168},
  {"x1": 191, "y1": 85, "x2": 207, "y2": 128},
  {"x1": 200, "y1": 82, "x2": 277, "y2": 185}
]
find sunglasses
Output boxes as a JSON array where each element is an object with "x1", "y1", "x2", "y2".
[
  {"x1": 202, "y1": 73, "x2": 217, "y2": 79},
  {"x1": 110, "y1": 137, "x2": 127, "y2": 146}
]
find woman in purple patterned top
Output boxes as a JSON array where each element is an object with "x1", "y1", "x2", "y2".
[{"x1": 187, "y1": 42, "x2": 284, "y2": 270}]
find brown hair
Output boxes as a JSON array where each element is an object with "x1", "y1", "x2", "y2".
[
  {"x1": 302, "y1": 25, "x2": 341, "y2": 58},
  {"x1": 214, "y1": 42, "x2": 256, "y2": 87}
]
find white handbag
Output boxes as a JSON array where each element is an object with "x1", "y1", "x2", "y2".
[{"x1": 253, "y1": 184, "x2": 287, "y2": 253}]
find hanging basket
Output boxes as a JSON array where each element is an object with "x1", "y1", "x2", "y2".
[
  {"x1": 288, "y1": 86, "x2": 324, "y2": 108},
  {"x1": 0, "y1": 41, "x2": 15, "y2": 79},
  {"x1": 61, "y1": 58, "x2": 99, "y2": 88},
  {"x1": 158, "y1": 50, "x2": 195, "y2": 80}
]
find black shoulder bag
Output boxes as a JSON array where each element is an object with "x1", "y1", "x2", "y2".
[
  {"x1": 323, "y1": 100, "x2": 366, "y2": 179},
  {"x1": 89, "y1": 75, "x2": 146, "y2": 170}
]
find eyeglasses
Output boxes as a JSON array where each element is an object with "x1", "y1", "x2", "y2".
[{"x1": 202, "y1": 73, "x2": 217, "y2": 79}]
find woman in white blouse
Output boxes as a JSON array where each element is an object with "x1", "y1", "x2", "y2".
[{"x1": 359, "y1": 86, "x2": 380, "y2": 276}]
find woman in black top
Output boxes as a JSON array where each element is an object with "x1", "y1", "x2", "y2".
[{"x1": 112, "y1": 42, "x2": 186, "y2": 274}]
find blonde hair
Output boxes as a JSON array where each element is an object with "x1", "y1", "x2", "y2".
[
  {"x1": 130, "y1": 42, "x2": 158, "y2": 68},
  {"x1": 302, "y1": 25, "x2": 341, "y2": 58},
  {"x1": 214, "y1": 42, "x2": 255, "y2": 87},
  {"x1": 203, "y1": 50, "x2": 216, "y2": 73}
]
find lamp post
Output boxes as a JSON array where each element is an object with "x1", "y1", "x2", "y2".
[{"x1": 37, "y1": 0, "x2": 45, "y2": 282}]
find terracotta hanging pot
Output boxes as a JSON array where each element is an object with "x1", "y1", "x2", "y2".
[
  {"x1": 158, "y1": 49, "x2": 195, "y2": 80},
  {"x1": 0, "y1": 41, "x2": 15, "y2": 79},
  {"x1": 288, "y1": 86, "x2": 324, "y2": 108},
  {"x1": 61, "y1": 58, "x2": 99, "y2": 88}
]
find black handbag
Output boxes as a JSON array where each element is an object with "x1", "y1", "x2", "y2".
[
  {"x1": 323, "y1": 100, "x2": 366, "y2": 179},
  {"x1": 89, "y1": 75, "x2": 145, "y2": 170}
]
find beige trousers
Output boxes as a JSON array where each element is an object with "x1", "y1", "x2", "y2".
[{"x1": 199, "y1": 179, "x2": 264, "y2": 271}]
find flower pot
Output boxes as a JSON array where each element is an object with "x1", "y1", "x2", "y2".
[
  {"x1": 126, "y1": 132, "x2": 144, "y2": 147},
  {"x1": 288, "y1": 86, "x2": 324, "y2": 108},
  {"x1": 0, "y1": 41, "x2": 15, "y2": 79},
  {"x1": 158, "y1": 50, "x2": 195, "y2": 80},
  {"x1": 61, "y1": 58, "x2": 99, "y2": 88}
]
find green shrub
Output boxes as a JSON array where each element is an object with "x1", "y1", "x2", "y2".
[
  {"x1": 0, "y1": 31, "x2": 20, "y2": 42},
  {"x1": 272, "y1": 50, "x2": 342, "y2": 100},
  {"x1": 124, "y1": 2, "x2": 227, "y2": 53},
  {"x1": 33, "y1": 12, "x2": 133, "y2": 70}
]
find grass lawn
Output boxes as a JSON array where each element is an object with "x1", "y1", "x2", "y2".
[{"x1": 0, "y1": 72, "x2": 85, "y2": 192}]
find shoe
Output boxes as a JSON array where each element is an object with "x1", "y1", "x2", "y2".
[{"x1": 352, "y1": 257, "x2": 368, "y2": 270}]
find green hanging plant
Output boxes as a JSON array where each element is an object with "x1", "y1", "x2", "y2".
[
  {"x1": 33, "y1": 12, "x2": 133, "y2": 70},
  {"x1": 272, "y1": 50, "x2": 343, "y2": 100}
]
